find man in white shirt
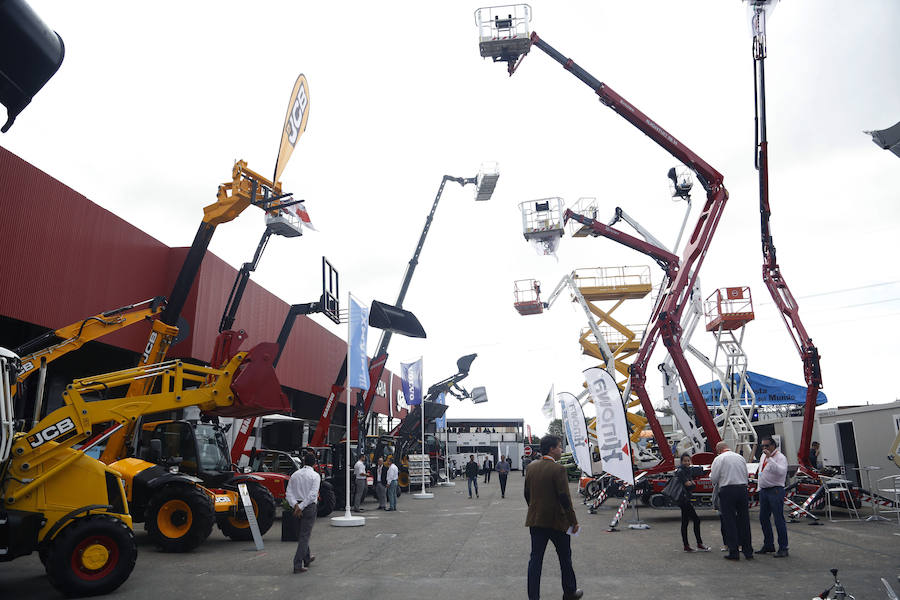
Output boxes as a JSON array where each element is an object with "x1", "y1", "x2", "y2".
[
  {"x1": 352, "y1": 454, "x2": 368, "y2": 512},
  {"x1": 286, "y1": 453, "x2": 320, "y2": 573},
  {"x1": 386, "y1": 458, "x2": 399, "y2": 511},
  {"x1": 756, "y1": 436, "x2": 789, "y2": 557},
  {"x1": 710, "y1": 441, "x2": 753, "y2": 560}
]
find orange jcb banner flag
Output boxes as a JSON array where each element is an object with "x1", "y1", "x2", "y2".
[{"x1": 273, "y1": 73, "x2": 310, "y2": 184}]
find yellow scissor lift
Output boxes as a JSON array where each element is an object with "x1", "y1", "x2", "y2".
[{"x1": 570, "y1": 266, "x2": 653, "y2": 445}]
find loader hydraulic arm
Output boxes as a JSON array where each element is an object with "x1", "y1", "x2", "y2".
[
  {"x1": 517, "y1": 32, "x2": 729, "y2": 469},
  {"x1": 11, "y1": 296, "x2": 166, "y2": 398},
  {"x1": 6, "y1": 344, "x2": 282, "y2": 505},
  {"x1": 100, "y1": 161, "x2": 293, "y2": 464}
]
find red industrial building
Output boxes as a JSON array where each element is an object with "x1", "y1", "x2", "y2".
[{"x1": 0, "y1": 147, "x2": 406, "y2": 448}]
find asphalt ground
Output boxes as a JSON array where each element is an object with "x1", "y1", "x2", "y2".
[{"x1": 3, "y1": 474, "x2": 899, "y2": 600}]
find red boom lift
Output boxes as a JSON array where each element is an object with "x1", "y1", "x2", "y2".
[
  {"x1": 748, "y1": 0, "x2": 823, "y2": 472},
  {"x1": 476, "y1": 8, "x2": 726, "y2": 473}
]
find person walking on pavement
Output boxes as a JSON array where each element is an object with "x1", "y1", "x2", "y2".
[
  {"x1": 525, "y1": 435, "x2": 583, "y2": 600},
  {"x1": 496, "y1": 454, "x2": 511, "y2": 498},
  {"x1": 352, "y1": 454, "x2": 368, "y2": 512},
  {"x1": 286, "y1": 453, "x2": 320, "y2": 574},
  {"x1": 675, "y1": 453, "x2": 711, "y2": 552},
  {"x1": 465, "y1": 454, "x2": 479, "y2": 498},
  {"x1": 757, "y1": 436, "x2": 789, "y2": 557},
  {"x1": 385, "y1": 458, "x2": 399, "y2": 511},
  {"x1": 483, "y1": 456, "x2": 492, "y2": 483},
  {"x1": 373, "y1": 457, "x2": 387, "y2": 510},
  {"x1": 710, "y1": 441, "x2": 753, "y2": 561}
]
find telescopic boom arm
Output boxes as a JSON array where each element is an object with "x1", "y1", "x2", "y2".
[
  {"x1": 499, "y1": 31, "x2": 730, "y2": 469},
  {"x1": 750, "y1": 6, "x2": 822, "y2": 470}
]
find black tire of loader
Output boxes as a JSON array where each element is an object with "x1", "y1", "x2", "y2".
[
  {"x1": 45, "y1": 514, "x2": 137, "y2": 598},
  {"x1": 145, "y1": 484, "x2": 215, "y2": 552},
  {"x1": 317, "y1": 481, "x2": 336, "y2": 517},
  {"x1": 216, "y1": 482, "x2": 276, "y2": 541}
]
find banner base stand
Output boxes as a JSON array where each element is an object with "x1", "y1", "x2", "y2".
[
  {"x1": 628, "y1": 522, "x2": 650, "y2": 530},
  {"x1": 331, "y1": 514, "x2": 365, "y2": 527},
  {"x1": 412, "y1": 492, "x2": 434, "y2": 499},
  {"x1": 437, "y1": 482, "x2": 456, "y2": 487}
]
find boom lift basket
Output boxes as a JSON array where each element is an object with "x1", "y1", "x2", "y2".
[
  {"x1": 566, "y1": 197, "x2": 599, "y2": 237},
  {"x1": 475, "y1": 5, "x2": 532, "y2": 64},
  {"x1": 520, "y1": 197, "x2": 565, "y2": 255},
  {"x1": 513, "y1": 279, "x2": 543, "y2": 315},
  {"x1": 264, "y1": 201, "x2": 306, "y2": 238},
  {"x1": 474, "y1": 162, "x2": 500, "y2": 201},
  {"x1": 704, "y1": 287, "x2": 754, "y2": 332}
]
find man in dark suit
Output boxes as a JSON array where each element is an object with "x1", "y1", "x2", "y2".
[{"x1": 525, "y1": 435, "x2": 583, "y2": 600}]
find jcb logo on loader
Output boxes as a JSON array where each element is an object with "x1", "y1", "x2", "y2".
[
  {"x1": 141, "y1": 331, "x2": 158, "y2": 363},
  {"x1": 27, "y1": 417, "x2": 76, "y2": 448}
]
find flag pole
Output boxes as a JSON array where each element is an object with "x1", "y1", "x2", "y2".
[
  {"x1": 413, "y1": 358, "x2": 433, "y2": 499},
  {"x1": 332, "y1": 293, "x2": 365, "y2": 526}
]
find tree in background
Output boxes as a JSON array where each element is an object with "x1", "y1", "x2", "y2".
[{"x1": 545, "y1": 418, "x2": 564, "y2": 447}]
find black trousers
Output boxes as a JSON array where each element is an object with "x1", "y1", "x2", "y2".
[
  {"x1": 719, "y1": 484, "x2": 752, "y2": 557},
  {"x1": 679, "y1": 501, "x2": 702, "y2": 546},
  {"x1": 498, "y1": 473, "x2": 508, "y2": 496},
  {"x1": 528, "y1": 526, "x2": 576, "y2": 600}
]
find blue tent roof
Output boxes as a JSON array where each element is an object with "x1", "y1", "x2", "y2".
[{"x1": 678, "y1": 371, "x2": 827, "y2": 407}]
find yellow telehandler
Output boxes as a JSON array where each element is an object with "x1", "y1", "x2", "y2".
[{"x1": 0, "y1": 340, "x2": 286, "y2": 596}]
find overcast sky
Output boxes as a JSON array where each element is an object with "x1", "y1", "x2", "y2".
[{"x1": 4, "y1": 1, "x2": 899, "y2": 437}]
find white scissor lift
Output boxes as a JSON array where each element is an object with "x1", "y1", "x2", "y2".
[{"x1": 703, "y1": 287, "x2": 759, "y2": 459}]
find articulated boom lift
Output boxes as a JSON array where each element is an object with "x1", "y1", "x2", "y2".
[
  {"x1": 748, "y1": 0, "x2": 822, "y2": 471},
  {"x1": 477, "y1": 6, "x2": 729, "y2": 471}
]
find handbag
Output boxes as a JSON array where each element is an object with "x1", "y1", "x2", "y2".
[{"x1": 661, "y1": 475, "x2": 685, "y2": 504}]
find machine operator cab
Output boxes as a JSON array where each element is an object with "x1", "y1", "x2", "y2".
[{"x1": 140, "y1": 420, "x2": 234, "y2": 487}]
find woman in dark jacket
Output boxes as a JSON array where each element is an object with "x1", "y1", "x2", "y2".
[{"x1": 676, "y1": 453, "x2": 710, "y2": 552}]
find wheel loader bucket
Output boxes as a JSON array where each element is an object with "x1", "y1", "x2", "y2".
[
  {"x1": 0, "y1": 0, "x2": 65, "y2": 133},
  {"x1": 210, "y1": 342, "x2": 290, "y2": 417}
]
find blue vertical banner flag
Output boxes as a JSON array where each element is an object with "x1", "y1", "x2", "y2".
[
  {"x1": 348, "y1": 294, "x2": 370, "y2": 391},
  {"x1": 401, "y1": 358, "x2": 423, "y2": 406},
  {"x1": 435, "y1": 391, "x2": 446, "y2": 429}
]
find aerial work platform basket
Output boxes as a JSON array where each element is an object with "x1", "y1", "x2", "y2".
[
  {"x1": 520, "y1": 197, "x2": 565, "y2": 255},
  {"x1": 264, "y1": 201, "x2": 307, "y2": 238},
  {"x1": 475, "y1": 5, "x2": 532, "y2": 65},
  {"x1": 475, "y1": 162, "x2": 500, "y2": 201},
  {"x1": 572, "y1": 266, "x2": 652, "y2": 300},
  {"x1": 705, "y1": 287, "x2": 754, "y2": 332},
  {"x1": 566, "y1": 197, "x2": 600, "y2": 238},
  {"x1": 513, "y1": 279, "x2": 543, "y2": 315}
]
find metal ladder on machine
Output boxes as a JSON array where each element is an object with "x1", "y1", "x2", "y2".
[{"x1": 702, "y1": 287, "x2": 758, "y2": 459}]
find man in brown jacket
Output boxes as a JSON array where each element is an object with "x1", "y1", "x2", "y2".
[{"x1": 524, "y1": 435, "x2": 582, "y2": 600}]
